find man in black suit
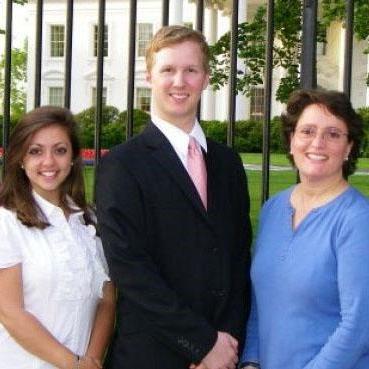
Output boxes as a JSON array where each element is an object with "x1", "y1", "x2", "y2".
[{"x1": 96, "y1": 25, "x2": 252, "y2": 369}]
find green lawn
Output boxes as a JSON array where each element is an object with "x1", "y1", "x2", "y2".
[
  {"x1": 1, "y1": 153, "x2": 367, "y2": 235},
  {"x1": 83, "y1": 156, "x2": 368, "y2": 234},
  {"x1": 241, "y1": 153, "x2": 369, "y2": 171},
  {"x1": 246, "y1": 169, "x2": 369, "y2": 231}
]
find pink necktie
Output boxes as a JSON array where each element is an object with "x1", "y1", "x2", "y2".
[{"x1": 187, "y1": 136, "x2": 207, "y2": 209}]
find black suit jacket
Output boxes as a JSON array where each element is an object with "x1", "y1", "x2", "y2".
[{"x1": 96, "y1": 123, "x2": 252, "y2": 369}]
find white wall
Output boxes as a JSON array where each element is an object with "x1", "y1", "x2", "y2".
[{"x1": 24, "y1": 0, "x2": 369, "y2": 118}]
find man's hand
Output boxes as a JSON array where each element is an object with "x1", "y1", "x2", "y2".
[{"x1": 199, "y1": 331, "x2": 238, "y2": 369}]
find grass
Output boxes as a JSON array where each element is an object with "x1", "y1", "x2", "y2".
[
  {"x1": 241, "y1": 153, "x2": 369, "y2": 171},
  {"x1": 247, "y1": 169, "x2": 369, "y2": 230},
  {"x1": 2, "y1": 152, "x2": 365, "y2": 236},
  {"x1": 83, "y1": 155, "x2": 368, "y2": 234}
]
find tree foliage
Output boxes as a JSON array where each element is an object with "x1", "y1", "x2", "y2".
[
  {"x1": 75, "y1": 106, "x2": 150, "y2": 148},
  {"x1": 0, "y1": 0, "x2": 28, "y2": 33},
  {"x1": 0, "y1": 48, "x2": 27, "y2": 116},
  {"x1": 209, "y1": 0, "x2": 369, "y2": 103}
]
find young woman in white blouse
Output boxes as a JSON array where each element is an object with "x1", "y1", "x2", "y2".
[{"x1": 0, "y1": 106, "x2": 115, "y2": 369}]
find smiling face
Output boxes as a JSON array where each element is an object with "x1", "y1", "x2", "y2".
[
  {"x1": 290, "y1": 104, "x2": 353, "y2": 185},
  {"x1": 22, "y1": 124, "x2": 73, "y2": 205},
  {"x1": 146, "y1": 40, "x2": 209, "y2": 132}
]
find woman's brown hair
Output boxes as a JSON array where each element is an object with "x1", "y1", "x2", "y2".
[
  {"x1": 281, "y1": 89, "x2": 363, "y2": 178},
  {"x1": 0, "y1": 106, "x2": 94, "y2": 228}
]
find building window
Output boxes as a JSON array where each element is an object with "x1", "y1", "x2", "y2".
[
  {"x1": 250, "y1": 87, "x2": 264, "y2": 121},
  {"x1": 92, "y1": 87, "x2": 107, "y2": 106},
  {"x1": 136, "y1": 88, "x2": 151, "y2": 112},
  {"x1": 137, "y1": 23, "x2": 153, "y2": 57},
  {"x1": 50, "y1": 25, "x2": 65, "y2": 57},
  {"x1": 94, "y1": 25, "x2": 108, "y2": 57},
  {"x1": 49, "y1": 87, "x2": 64, "y2": 107}
]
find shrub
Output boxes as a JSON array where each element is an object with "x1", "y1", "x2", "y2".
[
  {"x1": 74, "y1": 107, "x2": 150, "y2": 148},
  {"x1": 357, "y1": 107, "x2": 369, "y2": 157},
  {"x1": 201, "y1": 118, "x2": 282, "y2": 153},
  {"x1": 75, "y1": 105, "x2": 121, "y2": 148},
  {"x1": 200, "y1": 120, "x2": 227, "y2": 144},
  {"x1": 116, "y1": 109, "x2": 150, "y2": 137},
  {"x1": 235, "y1": 120, "x2": 263, "y2": 152},
  {"x1": 0, "y1": 114, "x2": 21, "y2": 145},
  {"x1": 270, "y1": 116, "x2": 284, "y2": 153}
]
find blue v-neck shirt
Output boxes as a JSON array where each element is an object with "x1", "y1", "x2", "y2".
[{"x1": 242, "y1": 186, "x2": 369, "y2": 369}]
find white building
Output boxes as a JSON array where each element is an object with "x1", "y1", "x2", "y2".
[
  {"x1": 0, "y1": 0, "x2": 28, "y2": 51},
  {"x1": 21, "y1": 0, "x2": 369, "y2": 120}
]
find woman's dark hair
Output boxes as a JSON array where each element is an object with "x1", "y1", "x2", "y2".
[
  {"x1": 281, "y1": 89, "x2": 364, "y2": 178},
  {"x1": 0, "y1": 106, "x2": 94, "y2": 228}
]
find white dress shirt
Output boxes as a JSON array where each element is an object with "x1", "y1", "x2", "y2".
[
  {"x1": 0, "y1": 192, "x2": 110, "y2": 369},
  {"x1": 151, "y1": 115, "x2": 207, "y2": 171}
]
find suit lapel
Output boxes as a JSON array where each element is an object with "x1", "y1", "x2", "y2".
[
  {"x1": 142, "y1": 123, "x2": 209, "y2": 222},
  {"x1": 204, "y1": 139, "x2": 221, "y2": 218}
]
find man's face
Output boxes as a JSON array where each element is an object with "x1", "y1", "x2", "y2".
[{"x1": 146, "y1": 40, "x2": 209, "y2": 132}]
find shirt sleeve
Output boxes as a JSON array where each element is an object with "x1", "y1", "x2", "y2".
[
  {"x1": 303, "y1": 210, "x2": 369, "y2": 369},
  {"x1": 95, "y1": 236, "x2": 110, "y2": 276},
  {"x1": 0, "y1": 209, "x2": 23, "y2": 268}
]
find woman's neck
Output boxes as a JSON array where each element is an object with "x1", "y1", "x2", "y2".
[
  {"x1": 290, "y1": 177, "x2": 348, "y2": 229},
  {"x1": 297, "y1": 177, "x2": 348, "y2": 205}
]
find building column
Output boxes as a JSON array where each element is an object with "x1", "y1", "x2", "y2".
[
  {"x1": 337, "y1": 23, "x2": 346, "y2": 91},
  {"x1": 235, "y1": 0, "x2": 248, "y2": 120},
  {"x1": 202, "y1": 7, "x2": 218, "y2": 120},
  {"x1": 169, "y1": 0, "x2": 183, "y2": 25}
]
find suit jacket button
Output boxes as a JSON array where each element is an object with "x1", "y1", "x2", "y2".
[
  {"x1": 212, "y1": 289, "x2": 226, "y2": 297},
  {"x1": 212, "y1": 247, "x2": 218, "y2": 252},
  {"x1": 217, "y1": 289, "x2": 226, "y2": 297}
]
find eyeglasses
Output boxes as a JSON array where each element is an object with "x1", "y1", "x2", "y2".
[{"x1": 294, "y1": 126, "x2": 349, "y2": 143}]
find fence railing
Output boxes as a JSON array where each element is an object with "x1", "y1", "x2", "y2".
[{"x1": 2, "y1": 0, "x2": 357, "y2": 203}]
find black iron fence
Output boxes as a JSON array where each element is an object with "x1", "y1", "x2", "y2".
[{"x1": 2, "y1": 0, "x2": 357, "y2": 203}]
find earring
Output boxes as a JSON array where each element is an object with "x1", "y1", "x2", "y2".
[
  {"x1": 21, "y1": 164, "x2": 24, "y2": 169},
  {"x1": 344, "y1": 156, "x2": 349, "y2": 161},
  {"x1": 70, "y1": 162, "x2": 74, "y2": 166}
]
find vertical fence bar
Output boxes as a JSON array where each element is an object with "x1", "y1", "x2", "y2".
[
  {"x1": 227, "y1": 0, "x2": 238, "y2": 148},
  {"x1": 34, "y1": 0, "x2": 44, "y2": 108},
  {"x1": 93, "y1": 0, "x2": 106, "y2": 200},
  {"x1": 300, "y1": 0, "x2": 317, "y2": 89},
  {"x1": 261, "y1": 0, "x2": 275, "y2": 204},
  {"x1": 196, "y1": 0, "x2": 204, "y2": 32},
  {"x1": 64, "y1": 0, "x2": 74, "y2": 109},
  {"x1": 3, "y1": 0, "x2": 13, "y2": 161},
  {"x1": 162, "y1": 0, "x2": 169, "y2": 26},
  {"x1": 126, "y1": 0, "x2": 137, "y2": 139},
  {"x1": 343, "y1": 0, "x2": 354, "y2": 98},
  {"x1": 196, "y1": 0, "x2": 204, "y2": 120}
]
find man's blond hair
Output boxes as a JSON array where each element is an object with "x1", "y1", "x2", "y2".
[{"x1": 146, "y1": 25, "x2": 210, "y2": 73}]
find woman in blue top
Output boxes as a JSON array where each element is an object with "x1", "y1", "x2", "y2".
[{"x1": 240, "y1": 89, "x2": 369, "y2": 369}]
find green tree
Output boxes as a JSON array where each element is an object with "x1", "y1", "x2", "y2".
[
  {"x1": 75, "y1": 105, "x2": 120, "y2": 147},
  {"x1": 0, "y1": 48, "x2": 27, "y2": 116},
  {"x1": 1, "y1": 1, "x2": 28, "y2": 34},
  {"x1": 210, "y1": 0, "x2": 369, "y2": 103},
  {"x1": 74, "y1": 106, "x2": 150, "y2": 148},
  {"x1": 116, "y1": 109, "x2": 150, "y2": 136}
]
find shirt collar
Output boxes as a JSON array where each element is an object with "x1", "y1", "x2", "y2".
[
  {"x1": 32, "y1": 190, "x2": 82, "y2": 221},
  {"x1": 151, "y1": 114, "x2": 207, "y2": 157}
]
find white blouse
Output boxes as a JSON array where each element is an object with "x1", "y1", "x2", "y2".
[{"x1": 0, "y1": 192, "x2": 110, "y2": 369}]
